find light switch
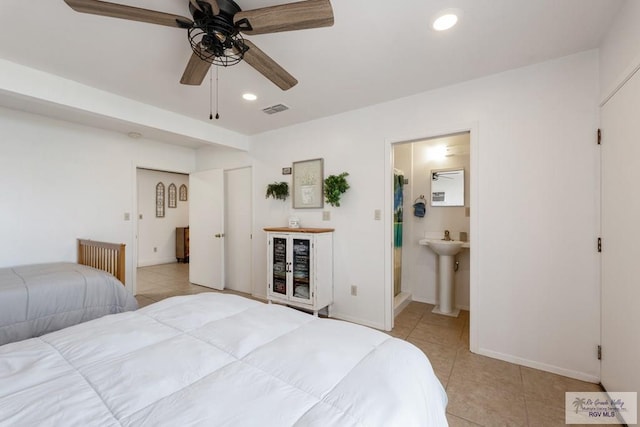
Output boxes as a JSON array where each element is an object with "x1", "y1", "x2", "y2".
[
  {"x1": 124, "y1": 212, "x2": 130, "y2": 221},
  {"x1": 323, "y1": 211, "x2": 331, "y2": 221},
  {"x1": 374, "y1": 209, "x2": 381, "y2": 221}
]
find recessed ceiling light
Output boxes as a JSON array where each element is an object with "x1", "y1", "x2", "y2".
[
  {"x1": 432, "y1": 9, "x2": 462, "y2": 31},
  {"x1": 127, "y1": 131, "x2": 142, "y2": 139},
  {"x1": 242, "y1": 93, "x2": 257, "y2": 101}
]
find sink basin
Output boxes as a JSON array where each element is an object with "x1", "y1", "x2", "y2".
[{"x1": 419, "y1": 239, "x2": 464, "y2": 256}]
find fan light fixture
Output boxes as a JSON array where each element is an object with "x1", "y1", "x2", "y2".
[{"x1": 187, "y1": 0, "x2": 247, "y2": 67}]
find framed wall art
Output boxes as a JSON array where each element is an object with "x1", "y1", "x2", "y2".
[
  {"x1": 179, "y1": 184, "x2": 188, "y2": 201},
  {"x1": 168, "y1": 183, "x2": 177, "y2": 208},
  {"x1": 292, "y1": 158, "x2": 324, "y2": 209},
  {"x1": 155, "y1": 182, "x2": 165, "y2": 218}
]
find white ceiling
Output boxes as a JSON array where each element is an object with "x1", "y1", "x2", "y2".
[{"x1": 0, "y1": 0, "x2": 623, "y2": 137}]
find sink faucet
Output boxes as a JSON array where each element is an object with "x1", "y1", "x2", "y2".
[{"x1": 443, "y1": 230, "x2": 451, "y2": 241}]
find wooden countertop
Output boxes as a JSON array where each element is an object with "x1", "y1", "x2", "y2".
[{"x1": 263, "y1": 227, "x2": 335, "y2": 233}]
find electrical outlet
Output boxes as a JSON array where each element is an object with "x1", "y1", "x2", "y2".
[
  {"x1": 350, "y1": 285, "x2": 358, "y2": 296},
  {"x1": 153, "y1": 247, "x2": 157, "y2": 253},
  {"x1": 322, "y1": 211, "x2": 331, "y2": 221},
  {"x1": 374, "y1": 209, "x2": 381, "y2": 221}
]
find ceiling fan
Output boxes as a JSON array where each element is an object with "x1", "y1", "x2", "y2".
[{"x1": 63, "y1": 0, "x2": 334, "y2": 90}]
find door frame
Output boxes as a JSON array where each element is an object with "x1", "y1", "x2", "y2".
[{"x1": 383, "y1": 121, "x2": 479, "y2": 353}]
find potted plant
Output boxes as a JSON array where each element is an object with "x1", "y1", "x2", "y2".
[
  {"x1": 265, "y1": 182, "x2": 289, "y2": 201},
  {"x1": 324, "y1": 172, "x2": 350, "y2": 207}
]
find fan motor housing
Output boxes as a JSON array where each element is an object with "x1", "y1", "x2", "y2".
[{"x1": 188, "y1": 0, "x2": 246, "y2": 66}]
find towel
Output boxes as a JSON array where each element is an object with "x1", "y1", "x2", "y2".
[{"x1": 413, "y1": 200, "x2": 426, "y2": 218}]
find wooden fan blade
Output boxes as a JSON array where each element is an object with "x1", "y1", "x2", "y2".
[
  {"x1": 234, "y1": 0, "x2": 333, "y2": 35},
  {"x1": 189, "y1": 0, "x2": 202, "y2": 12},
  {"x1": 190, "y1": 0, "x2": 220, "y2": 15},
  {"x1": 180, "y1": 48, "x2": 212, "y2": 85},
  {"x1": 64, "y1": 0, "x2": 193, "y2": 28},
  {"x1": 241, "y1": 40, "x2": 298, "y2": 90}
]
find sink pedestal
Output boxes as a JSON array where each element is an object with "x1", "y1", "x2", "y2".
[
  {"x1": 419, "y1": 238, "x2": 465, "y2": 318},
  {"x1": 432, "y1": 254, "x2": 460, "y2": 317}
]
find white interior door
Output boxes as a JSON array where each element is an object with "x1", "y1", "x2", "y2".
[
  {"x1": 601, "y1": 69, "x2": 640, "y2": 416},
  {"x1": 189, "y1": 169, "x2": 225, "y2": 289},
  {"x1": 224, "y1": 167, "x2": 252, "y2": 294}
]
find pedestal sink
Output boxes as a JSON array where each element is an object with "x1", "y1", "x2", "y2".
[{"x1": 419, "y1": 239, "x2": 464, "y2": 317}]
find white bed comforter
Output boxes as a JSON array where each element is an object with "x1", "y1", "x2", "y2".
[{"x1": 0, "y1": 293, "x2": 448, "y2": 426}]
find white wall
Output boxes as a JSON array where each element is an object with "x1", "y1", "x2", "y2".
[
  {"x1": 137, "y1": 169, "x2": 189, "y2": 267},
  {"x1": 246, "y1": 50, "x2": 601, "y2": 382},
  {"x1": 0, "y1": 107, "x2": 195, "y2": 290}
]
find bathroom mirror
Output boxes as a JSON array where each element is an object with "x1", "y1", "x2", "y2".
[{"x1": 430, "y1": 168, "x2": 465, "y2": 206}]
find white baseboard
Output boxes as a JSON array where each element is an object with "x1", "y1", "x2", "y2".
[
  {"x1": 137, "y1": 257, "x2": 178, "y2": 267},
  {"x1": 477, "y1": 347, "x2": 600, "y2": 384},
  {"x1": 394, "y1": 292, "x2": 412, "y2": 316},
  {"x1": 330, "y1": 311, "x2": 387, "y2": 331},
  {"x1": 410, "y1": 296, "x2": 470, "y2": 311}
]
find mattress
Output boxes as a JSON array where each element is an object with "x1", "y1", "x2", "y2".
[
  {"x1": 0, "y1": 293, "x2": 448, "y2": 426},
  {"x1": 0, "y1": 262, "x2": 138, "y2": 345}
]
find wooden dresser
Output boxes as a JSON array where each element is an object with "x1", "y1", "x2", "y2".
[{"x1": 176, "y1": 226, "x2": 189, "y2": 263}]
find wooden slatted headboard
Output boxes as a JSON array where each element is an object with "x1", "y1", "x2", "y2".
[{"x1": 77, "y1": 239, "x2": 126, "y2": 285}]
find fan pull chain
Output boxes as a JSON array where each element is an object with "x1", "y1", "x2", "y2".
[
  {"x1": 209, "y1": 68, "x2": 213, "y2": 120},
  {"x1": 215, "y1": 66, "x2": 220, "y2": 120},
  {"x1": 208, "y1": 67, "x2": 220, "y2": 120}
]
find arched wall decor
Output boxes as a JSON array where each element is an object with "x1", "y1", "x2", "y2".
[
  {"x1": 179, "y1": 184, "x2": 188, "y2": 201},
  {"x1": 168, "y1": 183, "x2": 177, "y2": 208},
  {"x1": 156, "y1": 182, "x2": 165, "y2": 218}
]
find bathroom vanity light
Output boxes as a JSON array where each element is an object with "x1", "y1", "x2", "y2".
[{"x1": 426, "y1": 145, "x2": 448, "y2": 161}]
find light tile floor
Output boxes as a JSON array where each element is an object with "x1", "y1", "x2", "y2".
[{"x1": 136, "y1": 263, "x2": 617, "y2": 427}]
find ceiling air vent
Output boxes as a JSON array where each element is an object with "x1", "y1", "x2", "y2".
[{"x1": 262, "y1": 104, "x2": 290, "y2": 115}]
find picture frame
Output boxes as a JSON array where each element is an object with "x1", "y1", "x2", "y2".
[
  {"x1": 292, "y1": 158, "x2": 324, "y2": 209},
  {"x1": 168, "y1": 183, "x2": 177, "y2": 208},
  {"x1": 179, "y1": 184, "x2": 188, "y2": 201},
  {"x1": 155, "y1": 182, "x2": 165, "y2": 218}
]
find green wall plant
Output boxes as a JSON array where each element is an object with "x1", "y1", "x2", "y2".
[
  {"x1": 324, "y1": 172, "x2": 350, "y2": 207},
  {"x1": 265, "y1": 182, "x2": 289, "y2": 201}
]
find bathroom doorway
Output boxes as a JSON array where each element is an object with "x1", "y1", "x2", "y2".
[{"x1": 391, "y1": 132, "x2": 471, "y2": 319}]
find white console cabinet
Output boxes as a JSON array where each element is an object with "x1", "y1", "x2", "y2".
[{"x1": 265, "y1": 228, "x2": 333, "y2": 316}]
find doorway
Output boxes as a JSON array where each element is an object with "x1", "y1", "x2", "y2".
[
  {"x1": 392, "y1": 132, "x2": 471, "y2": 316},
  {"x1": 385, "y1": 124, "x2": 478, "y2": 352},
  {"x1": 136, "y1": 168, "x2": 189, "y2": 268},
  {"x1": 134, "y1": 167, "x2": 253, "y2": 299}
]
